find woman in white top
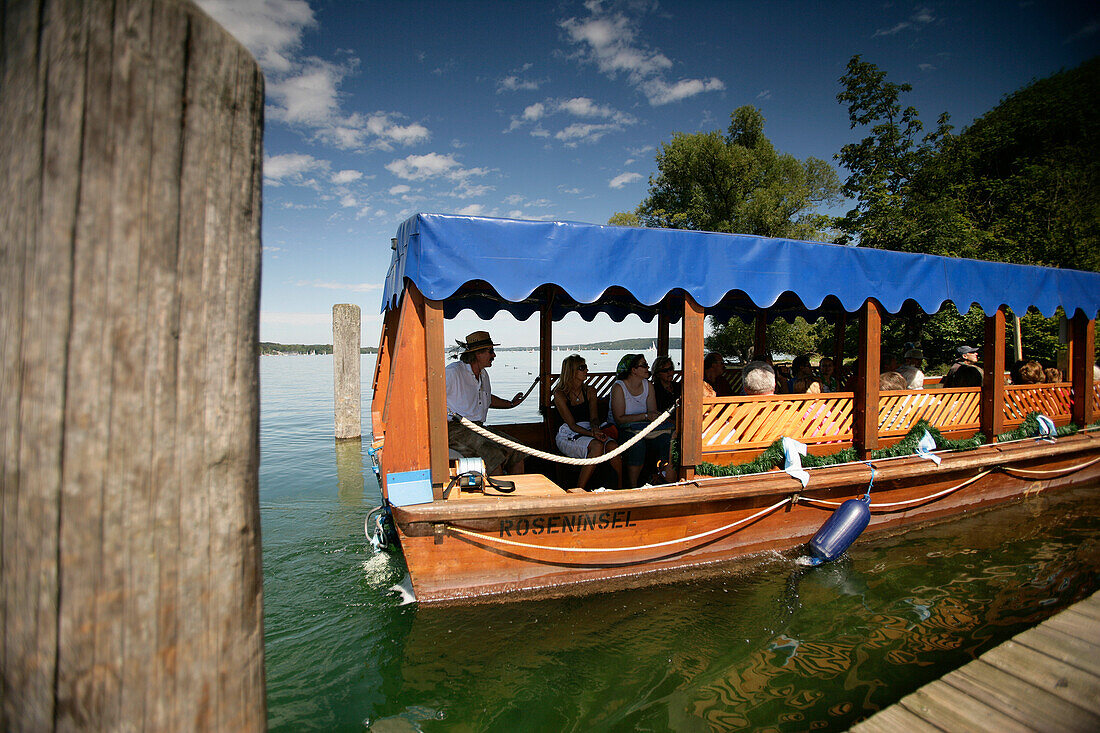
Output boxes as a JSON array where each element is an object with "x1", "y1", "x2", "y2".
[
  {"x1": 610, "y1": 353, "x2": 667, "y2": 488},
  {"x1": 553, "y1": 354, "x2": 622, "y2": 489}
]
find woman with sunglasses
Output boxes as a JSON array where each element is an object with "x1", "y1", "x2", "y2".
[
  {"x1": 553, "y1": 354, "x2": 622, "y2": 489},
  {"x1": 610, "y1": 353, "x2": 668, "y2": 488},
  {"x1": 650, "y1": 355, "x2": 681, "y2": 482}
]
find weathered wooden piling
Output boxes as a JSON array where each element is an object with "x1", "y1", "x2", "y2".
[
  {"x1": 1, "y1": 0, "x2": 266, "y2": 729},
  {"x1": 333, "y1": 303, "x2": 362, "y2": 439}
]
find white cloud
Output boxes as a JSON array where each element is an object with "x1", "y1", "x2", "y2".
[
  {"x1": 455, "y1": 204, "x2": 486, "y2": 216},
  {"x1": 386, "y1": 152, "x2": 490, "y2": 182},
  {"x1": 523, "y1": 102, "x2": 546, "y2": 121},
  {"x1": 498, "y1": 74, "x2": 541, "y2": 92},
  {"x1": 643, "y1": 77, "x2": 726, "y2": 106},
  {"x1": 559, "y1": 1, "x2": 723, "y2": 106},
  {"x1": 264, "y1": 152, "x2": 326, "y2": 184},
  {"x1": 508, "y1": 96, "x2": 636, "y2": 141},
  {"x1": 609, "y1": 172, "x2": 642, "y2": 189},
  {"x1": 389, "y1": 184, "x2": 412, "y2": 195},
  {"x1": 195, "y1": 0, "x2": 314, "y2": 74},
  {"x1": 555, "y1": 122, "x2": 621, "y2": 145},
  {"x1": 332, "y1": 169, "x2": 363, "y2": 184},
  {"x1": 873, "y1": 7, "x2": 936, "y2": 37},
  {"x1": 365, "y1": 113, "x2": 431, "y2": 149}
]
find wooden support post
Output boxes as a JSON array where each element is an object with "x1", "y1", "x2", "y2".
[
  {"x1": 1070, "y1": 312, "x2": 1096, "y2": 427},
  {"x1": 854, "y1": 300, "x2": 882, "y2": 458},
  {"x1": 540, "y1": 292, "x2": 554, "y2": 413},
  {"x1": 981, "y1": 307, "x2": 1007, "y2": 439},
  {"x1": 0, "y1": 0, "x2": 266, "y2": 728},
  {"x1": 657, "y1": 311, "x2": 670, "y2": 358},
  {"x1": 333, "y1": 304, "x2": 362, "y2": 439},
  {"x1": 681, "y1": 297, "x2": 705, "y2": 477},
  {"x1": 423, "y1": 295, "x2": 449, "y2": 487},
  {"x1": 754, "y1": 311, "x2": 768, "y2": 359}
]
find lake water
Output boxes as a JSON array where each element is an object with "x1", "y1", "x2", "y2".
[{"x1": 260, "y1": 352, "x2": 1100, "y2": 732}]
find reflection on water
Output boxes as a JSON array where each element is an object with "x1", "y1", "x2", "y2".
[{"x1": 260, "y1": 355, "x2": 1100, "y2": 732}]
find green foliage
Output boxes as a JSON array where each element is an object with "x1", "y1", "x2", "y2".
[
  {"x1": 705, "y1": 315, "x2": 835, "y2": 363},
  {"x1": 637, "y1": 106, "x2": 841, "y2": 240},
  {"x1": 607, "y1": 210, "x2": 642, "y2": 227}
]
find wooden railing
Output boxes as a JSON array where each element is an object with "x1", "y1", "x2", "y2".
[
  {"x1": 548, "y1": 371, "x2": 682, "y2": 402},
  {"x1": 700, "y1": 393, "x2": 854, "y2": 453},
  {"x1": 1003, "y1": 382, "x2": 1072, "y2": 428},
  {"x1": 878, "y1": 388, "x2": 981, "y2": 437},
  {"x1": 1094, "y1": 383, "x2": 1100, "y2": 416}
]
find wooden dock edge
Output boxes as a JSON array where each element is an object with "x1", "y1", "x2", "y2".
[{"x1": 850, "y1": 590, "x2": 1100, "y2": 731}]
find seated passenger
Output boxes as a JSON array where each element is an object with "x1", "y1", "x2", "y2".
[
  {"x1": 650, "y1": 355, "x2": 681, "y2": 483},
  {"x1": 1014, "y1": 360, "x2": 1044, "y2": 384},
  {"x1": 896, "y1": 364, "x2": 924, "y2": 389},
  {"x1": 445, "y1": 331, "x2": 525, "y2": 476},
  {"x1": 792, "y1": 377, "x2": 823, "y2": 394},
  {"x1": 1043, "y1": 367, "x2": 1063, "y2": 383},
  {"x1": 943, "y1": 345, "x2": 980, "y2": 387},
  {"x1": 742, "y1": 361, "x2": 777, "y2": 395},
  {"x1": 611, "y1": 354, "x2": 670, "y2": 489},
  {"x1": 818, "y1": 357, "x2": 839, "y2": 392},
  {"x1": 553, "y1": 354, "x2": 621, "y2": 490},
  {"x1": 953, "y1": 364, "x2": 984, "y2": 388},
  {"x1": 879, "y1": 371, "x2": 908, "y2": 391},
  {"x1": 789, "y1": 355, "x2": 815, "y2": 393},
  {"x1": 704, "y1": 352, "x2": 735, "y2": 397}
]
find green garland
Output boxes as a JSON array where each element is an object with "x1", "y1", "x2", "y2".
[{"x1": 695, "y1": 412, "x2": 1092, "y2": 478}]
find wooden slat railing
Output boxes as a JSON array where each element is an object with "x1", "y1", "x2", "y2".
[
  {"x1": 700, "y1": 393, "x2": 854, "y2": 453},
  {"x1": 547, "y1": 371, "x2": 683, "y2": 402},
  {"x1": 1094, "y1": 383, "x2": 1100, "y2": 416},
  {"x1": 878, "y1": 387, "x2": 981, "y2": 437},
  {"x1": 1003, "y1": 383, "x2": 1072, "y2": 428}
]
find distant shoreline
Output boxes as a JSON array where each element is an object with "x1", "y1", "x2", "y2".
[{"x1": 260, "y1": 338, "x2": 682, "y2": 355}]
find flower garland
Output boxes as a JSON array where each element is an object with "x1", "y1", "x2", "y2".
[{"x1": 694, "y1": 412, "x2": 1097, "y2": 478}]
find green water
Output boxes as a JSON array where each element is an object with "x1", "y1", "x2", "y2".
[{"x1": 260, "y1": 354, "x2": 1100, "y2": 732}]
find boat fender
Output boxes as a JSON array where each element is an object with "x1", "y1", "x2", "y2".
[{"x1": 808, "y1": 495, "x2": 871, "y2": 563}]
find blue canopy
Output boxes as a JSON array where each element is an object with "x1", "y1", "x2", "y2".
[{"x1": 382, "y1": 213, "x2": 1100, "y2": 322}]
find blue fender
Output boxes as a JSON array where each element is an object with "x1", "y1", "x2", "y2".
[{"x1": 809, "y1": 496, "x2": 871, "y2": 562}]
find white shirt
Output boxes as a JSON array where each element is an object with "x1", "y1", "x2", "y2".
[{"x1": 446, "y1": 360, "x2": 491, "y2": 422}]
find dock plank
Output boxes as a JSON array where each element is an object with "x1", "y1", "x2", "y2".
[
  {"x1": 849, "y1": 704, "x2": 943, "y2": 732},
  {"x1": 1014, "y1": 625, "x2": 1100, "y2": 677},
  {"x1": 944, "y1": 660, "x2": 1100, "y2": 732},
  {"x1": 899, "y1": 682, "x2": 1033, "y2": 731},
  {"x1": 982, "y1": 641, "x2": 1100, "y2": 715},
  {"x1": 1042, "y1": 608, "x2": 1100, "y2": 642}
]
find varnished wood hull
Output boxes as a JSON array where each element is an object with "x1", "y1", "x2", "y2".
[{"x1": 390, "y1": 433, "x2": 1100, "y2": 604}]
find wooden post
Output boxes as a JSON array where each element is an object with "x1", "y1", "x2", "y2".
[
  {"x1": 422, "y1": 295, "x2": 449, "y2": 486},
  {"x1": 681, "y1": 297, "x2": 705, "y2": 477},
  {"x1": 981, "y1": 307, "x2": 1007, "y2": 439},
  {"x1": 754, "y1": 311, "x2": 768, "y2": 359},
  {"x1": 657, "y1": 311, "x2": 670, "y2": 358},
  {"x1": 0, "y1": 0, "x2": 266, "y2": 728},
  {"x1": 854, "y1": 300, "x2": 882, "y2": 458},
  {"x1": 1069, "y1": 312, "x2": 1096, "y2": 427},
  {"x1": 333, "y1": 304, "x2": 362, "y2": 439},
  {"x1": 540, "y1": 292, "x2": 554, "y2": 413}
]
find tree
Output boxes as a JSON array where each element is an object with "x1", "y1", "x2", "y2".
[{"x1": 636, "y1": 106, "x2": 840, "y2": 240}]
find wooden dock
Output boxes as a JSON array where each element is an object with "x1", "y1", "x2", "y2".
[{"x1": 852, "y1": 591, "x2": 1100, "y2": 732}]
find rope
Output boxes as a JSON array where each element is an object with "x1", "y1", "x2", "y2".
[
  {"x1": 454, "y1": 402, "x2": 677, "y2": 466},
  {"x1": 999, "y1": 456, "x2": 1100, "y2": 478},
  {"x1": 799, "y1": 469, "x2": 994, "y2": 510},
  {"x1": 447, "y1": 496, "x2": 791, "y2": 554}
]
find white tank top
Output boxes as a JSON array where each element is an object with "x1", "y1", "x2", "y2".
[{"x1": 611, "y1": 379, "x2": 649, "y2": 423}]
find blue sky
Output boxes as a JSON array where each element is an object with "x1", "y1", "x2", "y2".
[{"x1": 196, "y1": 0, "x2": 1097, "y2": 347}]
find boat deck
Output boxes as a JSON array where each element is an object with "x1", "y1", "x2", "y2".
[
  {"x1": 851, "y1": 590, "x2": 1100, "y2": 731},
  {"x1": 446, "y1": 473, "x2": 573, "y2": 500}
]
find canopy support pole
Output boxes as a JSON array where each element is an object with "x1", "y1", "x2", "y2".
[
  {"x1": 657, "y1": 311, "x2": 670, "y2": 358},
  {"x1": 540, "y1": 290, "x2": 554, "y2": 443},
  {"x1": 1070, "y1": 311, "x2": 1096, "y2": 427},
  {"x1": 681, "y1": 296, "x2": 705, "y2": 479},
  {"x1": 854, "y1": 299, "x2": 882, "y2": 459},
  {"x1": 423, "y1": 292, "x2": 449, "y2": 486},
  {"x1": 981, "y1": 307, "x2": 1006, "y2": 440},
  {"x1": 754, "y1": 311, "x2": 768, "y2": 359}
]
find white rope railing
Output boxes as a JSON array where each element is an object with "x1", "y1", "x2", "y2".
[
  {"x1": 798, "y1": 469, "x2": 994, "y2": 510},
  {"x1": 453, "y1": 402, "x2": 676, "y2": 466},
  {"x1": 447, "y1": 496, "x2": 791, "y2": 554},
  {"x1": 998, "y1": 456, "x2": 1100, "y2": 478}
]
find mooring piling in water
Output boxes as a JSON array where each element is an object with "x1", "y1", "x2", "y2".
[
  {"x1": 1, "y1": 0, "x2": 266, "y2": 728},
  {"x1": 333, "y1": 303, "x2": 362, "y2": 439}
]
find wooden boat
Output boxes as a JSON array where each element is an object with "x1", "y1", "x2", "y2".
[{"x1": 370, "y1": 214, "x2": 1100, "y2": 605}]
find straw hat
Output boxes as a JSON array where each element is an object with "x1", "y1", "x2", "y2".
[{"x1": 457, "y1": 330, "x2": 499, "y2": 354}]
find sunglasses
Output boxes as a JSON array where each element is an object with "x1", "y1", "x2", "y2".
[
  {"x1": 656, "y1": 366, "x2": 673, "y2": 373},
  {"x1": 578, "y1": 364, "x2": 588, "y2": 371}
]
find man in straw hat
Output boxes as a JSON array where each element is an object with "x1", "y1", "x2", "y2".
[{"x1": 445, "y1": 331, "x2": 526, "y2": 475}]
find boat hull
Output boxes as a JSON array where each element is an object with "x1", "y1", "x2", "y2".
[{"x1": 390, "y1": 433, "x2": 1100, "y2": 604}]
